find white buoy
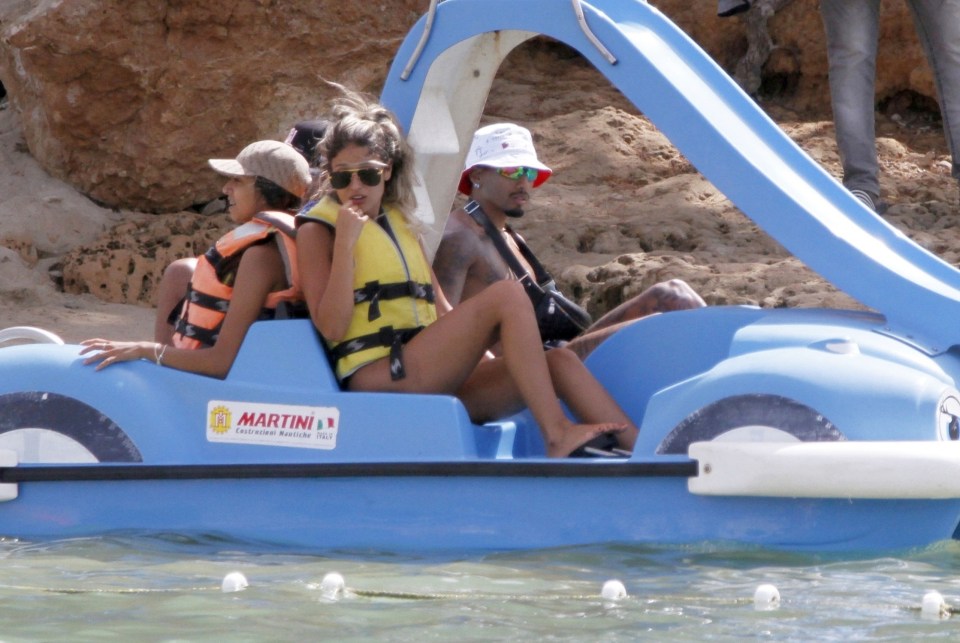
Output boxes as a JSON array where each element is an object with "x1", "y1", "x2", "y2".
[
  {"x1": 601, "y1": 579, "x2": 627, "y2": 600},
  {"x1": 221, "y1": 571, "x2": 249, "y2": 593},
  {"x1": 320, "y1": 572, "x2": 346, "y2": 599},
  {"x1": 753, "y1": 583, "x2": 780, "y2": 611},
  {"x1": 921, "y1": 590, "x2": 948, "y2": 620}
]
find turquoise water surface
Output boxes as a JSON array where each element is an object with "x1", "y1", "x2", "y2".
[{"x1": 1, "y1": 535, "x2": 960, "y2": 640}]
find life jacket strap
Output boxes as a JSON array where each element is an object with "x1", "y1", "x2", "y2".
[
  {"x1": 185, "y1": 287, "x2": 231, "y2": 314},
  {"x1": 354, "y1": 281, "x2": 435, "y2": 322},
  {"x1": 173, "y1": 286, "x2": 277, "y2": 348},
  {"x1": 173, "y1": 317, "x2": 221, "y2": 348},
  {"x1": 203, "y1": 245, "x2": 223, "y2": 266},
  {"x1": 330, "y1": 325, "x2": 424, "y2": 381}
]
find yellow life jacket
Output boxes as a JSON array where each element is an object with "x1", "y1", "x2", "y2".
[
  {"x1": 172, "y1": 211, "x2": 302, "y2": 350},
  {"x1": 297, "y1": 196, "x2": 437, "y2": 381}
]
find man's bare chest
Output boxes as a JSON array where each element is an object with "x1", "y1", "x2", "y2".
[{"x1": 477, "y1": 232, "x2": 536, "y2": 284}]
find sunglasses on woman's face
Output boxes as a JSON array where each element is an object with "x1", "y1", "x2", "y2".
[
  {"x1": 496, "y1": 166, "x2": 540, "y2": 182},
  {"x1": 329, "y1": 167, "x2": 384, "y2": 190}
]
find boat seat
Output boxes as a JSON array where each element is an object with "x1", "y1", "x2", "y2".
[
  {"x1": 230, "y1": 319, "x2": 340, "y2": 392},
  {"x1": 474, "y1": 420, "x2": 518, "y2": 459}
]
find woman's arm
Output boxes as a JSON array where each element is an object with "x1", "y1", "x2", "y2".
[
  {"x1": 297, "y1": 212, "x2": 362, "y2": 341},
  {"x1": 419, "y1": 236, "x2": 453, "y2": 318},
  {"x1": 82, "y1": 243, "x2": 285, "y2": 378},
  {"x1": 431, "y1": 266, "x2": 454, "y2": 317}
]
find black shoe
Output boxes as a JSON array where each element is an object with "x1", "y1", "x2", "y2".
[{"x1": 568, "y1": 433, "x2": 630, "y2": 458}]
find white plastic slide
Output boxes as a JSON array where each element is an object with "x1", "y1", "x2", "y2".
[{"x1": 382, "y1": 0, "x2": 960, "y2": 352}]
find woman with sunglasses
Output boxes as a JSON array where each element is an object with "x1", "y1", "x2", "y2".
[
  {"x1": 296, "y1": 88, "x2": 637, "y2": 457},
  {"x1": 81, "y1": 140, "x2": 311, "y2": 378}
]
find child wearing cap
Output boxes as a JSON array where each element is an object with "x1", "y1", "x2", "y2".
[
  {"x1": 80, "y1": 140, "x2": 311, "y2": 378},
  {"x1": 295, "y1": 87, "x2": 637, "y2": 457}
]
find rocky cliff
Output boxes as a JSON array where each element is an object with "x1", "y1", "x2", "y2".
[{"x1": 0, "y1": 0, "x2": 955, "y2": 338}]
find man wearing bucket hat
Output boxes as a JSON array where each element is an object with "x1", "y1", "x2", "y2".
[
  {"x1": 434, "y1": 123, "x2": 705, "y2": 359},
  {"x1": 81, "y1": 140, "x2": 311, "y2": 378}
]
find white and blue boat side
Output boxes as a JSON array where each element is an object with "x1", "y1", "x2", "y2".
[{"x1": 0, "y1": 0, "x2": 959, "y2": 552}]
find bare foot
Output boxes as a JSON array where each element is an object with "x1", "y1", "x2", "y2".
[{"x1": 545, "y1": 422, "x2": 628, "y2": 458}]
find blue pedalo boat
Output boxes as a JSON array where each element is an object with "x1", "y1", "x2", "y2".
[{"x1": 2, "y1": 0, "x2": 960, "y2": 552}]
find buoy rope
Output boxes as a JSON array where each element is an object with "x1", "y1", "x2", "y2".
[
  {"x1": 0, "y1": 583, "x2": 218, "y2": 594},
  {"x1": 0, "y1": 580, "x2": 954, "y2": 615}
]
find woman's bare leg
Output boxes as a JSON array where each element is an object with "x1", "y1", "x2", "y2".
[
  {"x1": 545, "y1": 347, "x2": 638, "y2": 451},
  {"x1": 348, "y1": 280, "x2": 627, "y2": 456},
  {"x1": 154, "y1": 258, "x2": 197, "y2": 344},
  {"x1": 454, "y1": 356, "x2": 625, "y2": 456}
]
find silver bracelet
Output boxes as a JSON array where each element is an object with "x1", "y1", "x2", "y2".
[{"x1": 156, "y1": 343, "x2": 168, "y2": 366}]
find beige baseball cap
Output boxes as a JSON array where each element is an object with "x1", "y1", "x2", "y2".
[{"x1": 208, "y1": 140, "x2": 311, "y2": 199}]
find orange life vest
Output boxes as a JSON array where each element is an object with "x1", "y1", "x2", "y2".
[{"x1": 172, "y1": 211, "x2": 301, "y2": 349}]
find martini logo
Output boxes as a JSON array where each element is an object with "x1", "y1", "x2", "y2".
[
  {"x1": 209, "y1": 405, "x2": 232, "y2": 434},
  {"x1": 206, "y1": 400, "x2": 340, "y2": 450}
]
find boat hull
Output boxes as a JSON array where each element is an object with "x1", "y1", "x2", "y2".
[
  {"x1": 2, "y1": 0, "x2": 960, "y2": 554},
  {"x1": 7, "y1": 471, "x2": 960, "y2": 552}
]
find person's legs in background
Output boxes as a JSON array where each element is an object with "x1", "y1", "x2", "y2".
[
  {"x1": 908, "y1": 0, "x2": 960, "y2": 204},
  {"x1": 820, "y1": 0, "x2": 883, "y2": 210}
]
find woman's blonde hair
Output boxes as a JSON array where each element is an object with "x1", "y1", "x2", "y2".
[{"x1": 321, "y1": 84, "x2": 417, "y2": 215}]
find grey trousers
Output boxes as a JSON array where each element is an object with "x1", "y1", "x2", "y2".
[{"x1": 820, "y1": 0, "x2": 960, "y2": 201}]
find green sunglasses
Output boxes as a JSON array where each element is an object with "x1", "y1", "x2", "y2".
[{"x1": 496, "y1": 166, "x2": 540, "y2": 182}]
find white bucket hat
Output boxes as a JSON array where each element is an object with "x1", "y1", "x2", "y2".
[
  {"x1": 458, "y1": 123, "x2": 553, "y2": 195},
  {"x1": 208, "y1": 140, "x2": 311, "y2": 199}
]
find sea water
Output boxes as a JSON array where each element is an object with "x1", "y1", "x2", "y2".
[{"x1": 1, "y1": 535, "x2": 960, "y2": 641}]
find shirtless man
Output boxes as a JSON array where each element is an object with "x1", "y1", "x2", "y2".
[{"x1": 434, "y1": 123, "x2": 706, "y2": 359}]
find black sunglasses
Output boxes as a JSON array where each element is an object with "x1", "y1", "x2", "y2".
[{"x1": 329, "y1": 168, "x2": 384, "y2": 190}]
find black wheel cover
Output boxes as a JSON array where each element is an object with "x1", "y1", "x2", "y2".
[
  {"x1": 0, "y1": 391, "x2": 141, "y2": 462},
  {"x1": 656, "y1": 393, "x2": 845, "y2": 454}
]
